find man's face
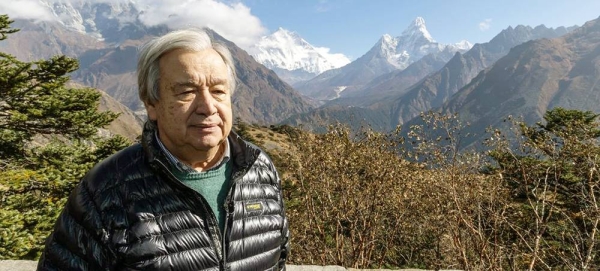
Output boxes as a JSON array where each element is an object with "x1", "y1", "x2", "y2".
[{"x1": 146, "y1": 48, "x2": 232, "y2": 161}]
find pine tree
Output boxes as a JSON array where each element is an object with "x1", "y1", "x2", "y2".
[
  {"x1": 0, "y1": 15, "x2": 131, "y2": 259},
  {"x1": 0, "y1": 14, "x2": 118, "y2": 162}
]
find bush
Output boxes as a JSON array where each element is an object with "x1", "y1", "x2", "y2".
[
  {"x1": 280, "y1": 125, "x2": 416, "y2": 268},
  {"x1": 486, "y1": 108, "x2": 600, "y2": 270},
  {"x1": 272, "y1": 109, "x2": 600, "y2": 270}
]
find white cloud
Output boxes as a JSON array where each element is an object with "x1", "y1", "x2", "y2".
[
  {"x1": 0, "y1": 0, "x2": 55, "y2": 21},
  {"x1": 479, "y1": 18, "x2": 492, "y2": 31},
  {"x1": 314, "y1": 46, "x2": 351, "y2": 67},
  {"x1": 136, "y1": 0, "x2": 267, "y2": 49},
  {"x1": 0, "y1": 0, "x2": 266, "y2": 49}
]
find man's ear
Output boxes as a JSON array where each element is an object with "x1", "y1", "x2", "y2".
[{"x1": 145, "y1": 102, "x2": 158, "y2": 121}]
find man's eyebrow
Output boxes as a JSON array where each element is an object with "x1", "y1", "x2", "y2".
[
  {"x1": 210, "y1": 78, "x2": 228, "y2": 85},
  {"x1": 174, "y1": 82, "x2": 197, "y2": 88}
]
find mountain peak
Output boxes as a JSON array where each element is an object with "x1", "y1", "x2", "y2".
[
  {"x1": 414, "y1": 17, "x2": 426, "y2": 27},
  {"x1": 453, "y1": 40, "x2": 474, "y2": 50},
  {"x1": 401, "y1": 16, "x2": 434, "y2": 42},
  {"x1": 272, "y1": 27, "x2": 303, "y2": 41},
  {"x1": 361, "y1": 17, "x2": 471, "y2": 72},
  {"x1": 274, "y1": 27, "x2": 292, "y2": 35}
]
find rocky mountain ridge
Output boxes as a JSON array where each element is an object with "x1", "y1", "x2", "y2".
[{"x1": 435, "y1": 16, "x2": 600, "y2": 148}]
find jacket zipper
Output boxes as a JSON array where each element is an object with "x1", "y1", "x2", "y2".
[
  {"x1": 221, "y1": 166, "x2": 251, "y2": 271},
  {"x1": 221, "y1": 195, "x2": 233, "y2": 271},
  {"x1": 153, "y1": 160, "x2": 225, "y2": 265}
]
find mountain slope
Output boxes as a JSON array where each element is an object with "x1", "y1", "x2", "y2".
[
  {"x1": 283, "y1": 23, "x2": 577, "y2": 134},
  {"x1": 0, "y1": 19, "x2": 105, "y2": 60},
  {"x1": 329, "y1": 48, "x2": 459, "y2": 106},
  {"x1": 97, "y1": 89, "x2": 144, "y2": 141},
  {"x1": 436, "y1": 16, "x2": 600, "y2": 148},
  {"x1": 40, "y1": 0, "x2": 154, "y2": 43},
  {"x1": 280, "y1": 105, "x2": 391, "y2": 133}
]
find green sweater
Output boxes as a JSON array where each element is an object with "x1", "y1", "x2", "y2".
[{"x1": 174, "y1": 160, "x2": 233, "y2": 232}]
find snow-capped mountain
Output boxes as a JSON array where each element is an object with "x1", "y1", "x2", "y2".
[
  {"x1": 248, "y1": 28, "x2": 351, "y2": 84},
  {"x1": 378, "y1": 17, "x2": 472, "y2": 70},
  {"x1": 295, "y1": 17, "x2": 472, "y2": 101}
]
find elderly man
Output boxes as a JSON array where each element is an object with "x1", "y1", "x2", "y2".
[{"x1": 37, "y1": 29, "x2": 289, "y2": 271}]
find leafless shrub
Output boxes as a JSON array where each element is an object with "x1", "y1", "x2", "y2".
[{"x1": 268, "y1": 108, "x2": 600, "y2": 270}]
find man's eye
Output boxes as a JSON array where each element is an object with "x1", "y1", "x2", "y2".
[
  {"x1": 179, "y1": 89, "x2": 195, "y2": 95},
  {"x1": 177, "y1": 90, "x2": 196, "y2": 100},
  {"x1": 212, "y1": 89, "x2": 227, "y2": 95}
]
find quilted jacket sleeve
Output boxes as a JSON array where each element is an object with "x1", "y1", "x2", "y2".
[
  {"x1": 279, "y1": 209, "x2": 290, "y2": 271},
  {"x1": 37, "y1": 177, "x2": 115, "y2": 271},
  {"x1": 276, "y1": 169, "x2": 290, "y2": 271}
]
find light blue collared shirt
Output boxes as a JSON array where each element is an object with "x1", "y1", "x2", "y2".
[{"x1": 155, "y1": 131, "x2": 231, "y2": 173}]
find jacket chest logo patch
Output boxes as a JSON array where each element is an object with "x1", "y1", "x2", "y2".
[{"x1": 245, "y1": 202, "x2": 264, "y2": 212}]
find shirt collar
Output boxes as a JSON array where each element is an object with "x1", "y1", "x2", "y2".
[{"x1": 154, "y1": 131, "x2": 231, "y2": 173}]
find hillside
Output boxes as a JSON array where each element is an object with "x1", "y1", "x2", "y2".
[
  {"x1": 432, "y1": 16, "x2": 600, "y2": 148},
  {"x1": 97, "y1": 89, "x2": 144, "y2": 141}
]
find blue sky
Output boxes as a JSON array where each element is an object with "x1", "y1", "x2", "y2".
[
  {"x1": 242, "y1": 0, "x2": 600, "y2": 59},
  {"x1": 3, "y1": 0, "x2": 600, "y2": 60}
]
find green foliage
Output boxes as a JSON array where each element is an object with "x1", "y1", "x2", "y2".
[
  {"x1": 0, "y1": 15, "x2": 18, "y2": 41},
  {"x1": 0, "y1": 135, "x2": 131, "y2": 260},
  {"x1": 0, "y1": 16, "x2": 118, "y2": 161},
  {"x1": 0, "y1": 15, "x2": 131, "y2": 260},
  {"x1": 0, "y1": 169, "x2": 65, "y2": 259}
]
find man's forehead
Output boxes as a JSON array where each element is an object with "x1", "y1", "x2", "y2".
[
  {"x1": 158, "y1": 49, "x2": 230, "y2": 82},
  {"x1": 172, "y1": 77, "x2": 228, "y2": 86},
  {"x1": 160, "y1": 48, "x2": 223, "y2": 62}
]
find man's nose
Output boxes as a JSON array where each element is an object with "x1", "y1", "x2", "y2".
[{"x1": 194, "y1": 91, "x2": 218, "y2": 116}]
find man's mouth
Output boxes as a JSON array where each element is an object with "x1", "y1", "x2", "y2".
[{"x1": 190, "y1": 123, "x2": 219, "y2": 130}]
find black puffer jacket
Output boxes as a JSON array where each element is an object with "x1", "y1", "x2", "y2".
[{"x1": 37, "y1": 122, "x2": 289, "y2": 270}]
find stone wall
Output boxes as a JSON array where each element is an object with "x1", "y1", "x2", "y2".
[{"x1": 0, "y1": 261, "x2": 441, "y2": 271}]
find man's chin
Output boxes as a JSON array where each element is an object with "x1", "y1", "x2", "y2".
[{"x1": 191, "y1": 137, "x2": 224, "y2": 151}]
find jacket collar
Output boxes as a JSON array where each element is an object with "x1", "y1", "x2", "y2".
[{"x1": 141, "y1": 121, "x2": 260, "y2": 171}]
